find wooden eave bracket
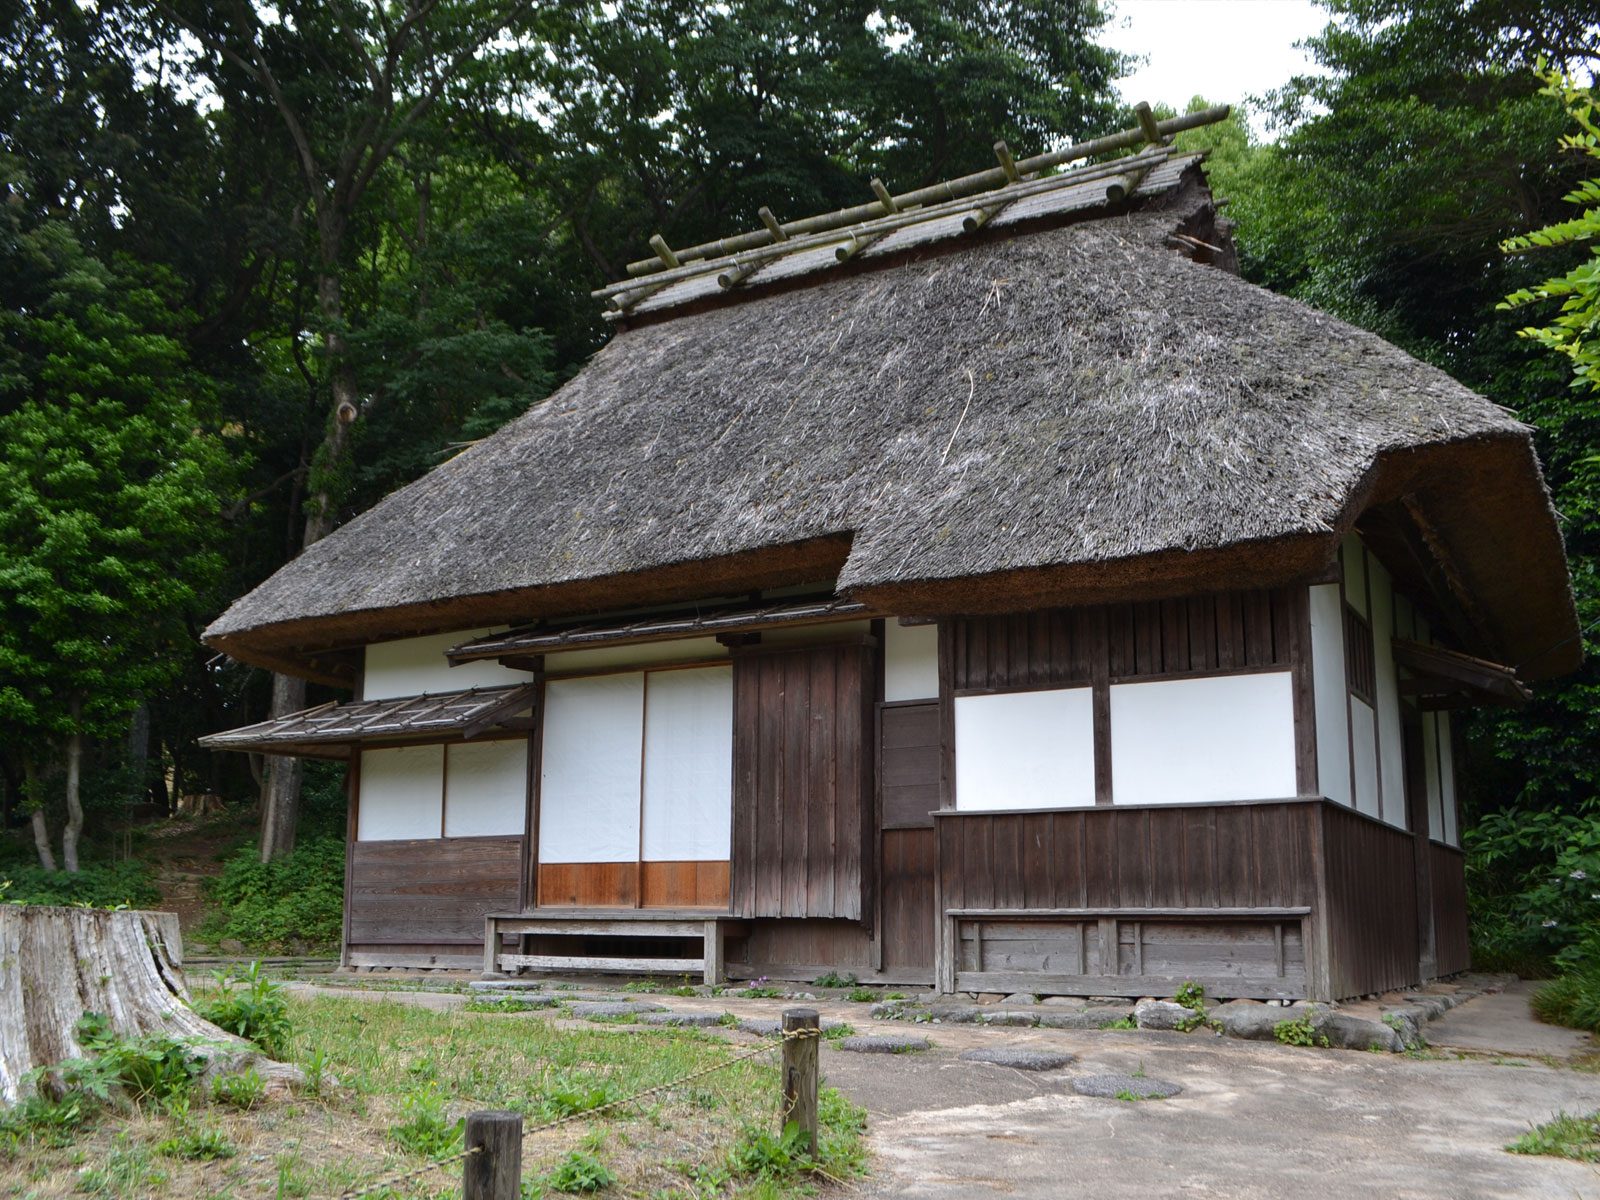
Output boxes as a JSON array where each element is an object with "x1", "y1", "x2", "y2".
[
  {"x1": 458, "y1": 682, "x2": 541, "y2": 740},
  {"x1": 1392, "y1": 638, "x2": 1531, "y2": 709}
]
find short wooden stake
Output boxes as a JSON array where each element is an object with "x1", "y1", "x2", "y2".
[
  {"x1": 464, "y1": 1110, "x2": 522, "y2": 1200},
  {"x1": 780, "y1": 1008, "x2": 820, "y2": 1156}
]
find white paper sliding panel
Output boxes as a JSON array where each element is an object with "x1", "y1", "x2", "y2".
[
  {"x1": 1439, "y1": 713, "x2": 1459, "y2": 846},
  {"x1": 444, "y1": 739, "x2": 528, "y2": 837},
  {"x1": 357, "y1": 745, "x2": 444, "y2": 840},
  {"x1": 1110, "y1": 673, "x2": 1296, "y2": 805},
  {"x1": 1369, "y1": 564, "x2": 1407, "y2": 828},
  {"x1": 641, "y1": 666, "x2": 733, "y2": 861},
  {"x1": 539, "y1": 673, "x2": 644, "y2": 863},
  {"x1": 884, "y1": 622, "x2": 940, "y2": 701},
  {"x1": 955, "y1": 688, "x2": 1095, "y2": 810},
  {"x1": 1351, "y1": 697, "x2": 1380, "y2": 817},
  {"x1": 1342, "y1": 534, "x2": 1368, "y2": 616},
  {"x1": 1422, "y1": 712, "x2": 1444, "y2": 839},
  {"x1": 1308, "y1": 583, "x2": 1352, "y2": 807},
  {"x1": 363, "y1": 629, "x2": 532, "y2": 699}
]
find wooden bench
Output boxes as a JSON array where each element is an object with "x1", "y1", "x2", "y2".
[{"x1": 483, "y1": 910, "x2": 746, "y2": 984}]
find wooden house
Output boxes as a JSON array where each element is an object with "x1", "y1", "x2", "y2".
[{"x1": 201, "y1": 107, "x2": 1579, "y2": 1001}]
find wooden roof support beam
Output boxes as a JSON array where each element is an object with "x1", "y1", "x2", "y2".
[
  {"x1": 618, "y1": 104, "x2": 1229, "y2": 275},
  {"x1": 1391, "y1": 638, "x2": 1531, "y2": 708},
  {"x1": 993, "y1": 140, "x2": 1021, "y2": 183}
]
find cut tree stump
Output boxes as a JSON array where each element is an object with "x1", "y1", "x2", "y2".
[{"x1": 0, "y1": 906, "x2": 304, "y2": 1105}]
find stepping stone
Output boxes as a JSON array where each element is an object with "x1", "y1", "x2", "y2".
[
  {"x1": 570, "y1": 1000, "x2": 667, "y2": 1019},
  {"x1": 977, "y1": 1011, "x2": 1038, "y2": 1027},
  {"x1": 636, "y1": 1011, "x2": 728, "y2": 1028},
  {"x1": 1134, "y1": 999, "x2": 1196, "y2": 1030},
  {"x1": 470, "y1": 980, "x2": 548, "y2": 992},
  {"x1": 1071, "y1": 1072, "x2": 1181, "y2": 1099},
  {"x1": 737, "y1": 1017, "x2": 848, "y2": 1037},
  {"x1": 959, "y1": 1047, "x2": 1075, "y2": 1071},
  {"x1": 837, "y1": 1035, "x2": 930, "y2": 1054},
  {"x1": 1037, "y1": 1009, "x2": 1132, "y2": 1030}
]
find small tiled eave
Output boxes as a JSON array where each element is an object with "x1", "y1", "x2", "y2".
[{"x1": 197, "y1": 683, "x2": 537, "y2": 760}]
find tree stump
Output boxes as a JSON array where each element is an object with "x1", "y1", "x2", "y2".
[{"x1": 0, "y1": 906, "x2": 303, "y2": 1105}]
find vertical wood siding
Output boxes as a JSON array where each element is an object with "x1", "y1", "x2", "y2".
[
  {"x1": 1430, "y1": 843, "x2": 1471, "y2": 977},
  {"x1": 880, "y1": 703, "x2": 939, "y2": 829},
  {"x1": 1320, "y1": 803, "x2": 1420, "y2": 996},
  {"x1": 879, "y1": 828, "x2": 936, "y2": 971},
  {"x1": 347, "y1": 836, "x2": 521, "y2": 944},
  {"x1": 950, "y1": 587, "x2": 1299, "y2": 692},
  {"x1": 732, "y1": 642, "x2": 875, "y2": 920}
]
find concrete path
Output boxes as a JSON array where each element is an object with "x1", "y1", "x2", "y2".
[{"x1": 1427, "y1": 980, "x2": 1594, "y2": 1060}]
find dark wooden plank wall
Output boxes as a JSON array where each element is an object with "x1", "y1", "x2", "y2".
[
  {"x1": 938, "y1": 803, "x2": 1318, "y2": 912},
  {"x1": 950, "y1": 587, "x2": 1297, "y2": 691},
  {"x1": 1430, "y1": 843, "x2": 1471, "y2": 978},
  {"x1": 348, "y1": 835, "x2": 522, "y2": 944},
  {"x1": 732, "y1": 642, "x2": 875, "y2": 921},
  {"x1": 880, "y1": 829, "x2": 936, "y2": 971},
  {"x1": 1320, "y1": 804, "x2": 1420, "y2": 997}
]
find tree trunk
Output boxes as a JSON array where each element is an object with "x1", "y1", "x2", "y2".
[
  {"x1": 23, "y1": 760, "x2": 57, "y2": 872},
  {"x1": 62, "y1": 719, "x2": 83, "y2": 874},
  {"x1": 0, "y1": 907, "x2": 303, "y2": 1104},
  {"x1": 259, "y1": 262, "x2": 358, "y2": 863}
]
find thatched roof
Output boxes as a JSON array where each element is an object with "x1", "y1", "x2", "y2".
[{"x1": 204, "y1": 164, "x2": 1578, "y2": 683}]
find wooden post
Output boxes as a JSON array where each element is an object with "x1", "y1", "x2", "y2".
[
  {"x1": 780, "y1": 1008, "x2": 820, "y2": 1155},
  {"x1": 703, "y1": 919, "x2": 724, "y2": 985},
  {"x1": 463, "y1": 1110, "x2": 522, "y2": 1200},
  {"x1": 482, "y1": 915, "x2": 502, "y2": 978}
]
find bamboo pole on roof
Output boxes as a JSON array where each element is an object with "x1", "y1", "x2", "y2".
[
  {"x1": 1134, "y1": 101, "x2": 1162, "y2": 145},
  {"x1": 993, "y1": 141, "x2": 1021, "y2": 183},
  {"x1": 758, "y1": 206, "x2": 787, "y2": 240},
  {"x1": 618, "y1": 104, "x2": 1230, "y2": 276},
  {"x1": 593, "y1": 144, "x2": 1176, "y2": 301}
]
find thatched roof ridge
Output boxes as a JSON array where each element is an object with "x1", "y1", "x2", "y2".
[{"x1": 204, "y1": 170, "x2": 1577, "y2": 680}]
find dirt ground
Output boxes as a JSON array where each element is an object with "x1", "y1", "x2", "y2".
[{"x1": 297, "y1": 978, "x2": 1600, "y2": 1199}]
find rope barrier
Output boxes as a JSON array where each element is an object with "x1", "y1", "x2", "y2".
[{"x1": 333, "y1": 1024, "x2": 823, "y2": 1199}]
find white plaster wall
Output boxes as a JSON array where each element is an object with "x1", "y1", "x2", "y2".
[
  {"x1": 1342, "y1": 533, "x2": 1368, "y2": 616},
  {"x1": 357, "y1": 744, "x2": 444, "y2": 840},
  {"x1": 538, "y1": 673, "x2": 645, "y2": 863},
  {"x1": 1308, "y1": 583, "x2": 1352, "y2": 806},
  {"x1": 443, "y1": 739, "x2": 527, "y2": 837},
  {"x1": 364, "y1": 629, "x2": 534, "y2": 699},
  {"x1": 1110, "y1": 672, "x2": 1297, "y2": 805},
  {"x1": 1351, "y1": 697, "x2": 1381, "y2": 817},
  {"x1": 955, "y1": 688, "x2": 1096, "y2": 809},
  {"x1": 1423, "y1": 712, "x2": 1444, "y2": 840},
  {"x1": 884, "y1": 622, "x2": 940, "y2": 702},
  {"x1": 1369, "y1": 559, "x2": 1408, "y2": 828},
  {"x1": 1439, "y1": 713, "x2": 1459, "y2": 846},
  {"x1": 641, "y1": 666, "x2": 733, "y2": 861}
]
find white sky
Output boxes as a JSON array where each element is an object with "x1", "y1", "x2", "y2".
[{"x1": 1105, "y1": 0, "x2": 1331, "y2": 137}]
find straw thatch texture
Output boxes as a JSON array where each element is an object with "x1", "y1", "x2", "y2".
[{"x1": 205, "y1": 171, "x2": 1576, "y2": 679}]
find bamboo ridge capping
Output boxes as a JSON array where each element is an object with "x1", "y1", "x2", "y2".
[{"x1": 620, "y1": 103, "x2": 1230, "y2": 278}]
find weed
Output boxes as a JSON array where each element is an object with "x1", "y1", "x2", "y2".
[
  {"x1": 1114, "y1": 1089, "x2": 1139, "y2": 1102},
  {"x1": 737, "y1": 987, "x2": 785, "y2": 1000},
  {"x1": 621, "y1": 981, "x2": 659, "y2": 994},
  {"x1": 845, "y1": 988, "x2": 880, "y2": 1004},
  {"x1": 302, "y1": 1047, "x2": 332, "y2": 1096},
  {"x1": 75, "y1": 1013, "x2": 204, "y2": 1109},
  {"x1": 544, "y1": 1149, "x2": 618, "y2": 1193},
  {"x1": 463, "y1": 996, "x2": 553, "y2": 1013},
  {"x1": 1106, "y1": 1016, "x2": 1137, "y2": 1030},
  {"x1": 728, "y1": 1120, "x2": 814, "y2": 1179},
  {"x1": 884, "y1": 992, "x2": 907, "y2": 1001},
  {"x1": 812, "y1": 972, "x2": 858, "y2": 989},
  {"x1": 389, "y1": 1082, "x2": 463, "y2": 1157},
  {"x1": 537, "y1": 1074, "x2": 622, "y2": 1120},
  {"x1": 1173, "y1": 981, "x2": 1206, "y2": 1012},
  {"x1": 821, "y1": 1024, "x2": 856, "y2": 1041},
  {"x1": 76, "y1": 1139, "x2": 169, "y2": 1196},
  {"x1": 211, "y1": 1068, "x2": 266, "y2": 1110},
  {"x1": 1273, "y1": 1016, "x2": 1329, "y2": 1048},
  {"x1": 195, "y1": 962, "x2": 293, "y2": 1059},
  {"x1": 1506, "y1": 1111, "x2": 1600, "y2": 1161},
  {"x1": 155, "y1": 1125, "x2": 236, "y2": 1161}
]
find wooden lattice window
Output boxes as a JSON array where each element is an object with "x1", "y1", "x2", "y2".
[{"x1": 1343, "y1": 607, "x2": 1376, "y2": 704}]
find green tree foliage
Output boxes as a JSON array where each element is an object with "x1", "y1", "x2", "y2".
[{"x1": 0, "y1": 185, "x2": 229, "y2": 868}]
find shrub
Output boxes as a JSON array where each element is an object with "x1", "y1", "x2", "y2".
[
  {"x1": 75, "y1": 1013, "x2": 204, "y2": 1108},
  {"x1": 195, "y1": 962, "x2": 293, "y2": 1058},
  {"x1": 545, "y1": 1150, "x2": 617, "y2": 1193},
  {"x1": 0, "y1": 860, "x2": 160, "y2": 909},
  {"x1": 198, "y1": 837, "x2": 345, "y2": 953}
]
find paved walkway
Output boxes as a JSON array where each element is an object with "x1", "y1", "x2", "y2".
[{"x1": 286, "y1": 977, "x2": 1600, "y2": 1199}]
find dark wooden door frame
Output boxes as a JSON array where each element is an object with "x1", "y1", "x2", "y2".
[{"x1": 1401, "y1": 704, "x2": 1437, "y2": 981}]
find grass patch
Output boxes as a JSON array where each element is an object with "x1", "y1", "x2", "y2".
[
  {"x1": 0, "y1": 989, "x2": 867, "y2": 1199},
  {"x1": 1532, "y1": 968, "x2": 1600, "y2": 1033},
  {"x1": 1507, "y1": 1111, "x2": 1600, "y2": 1162},
  {"x1": 462, "y1": 995, "x2": 554, "y2": 1013}
]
